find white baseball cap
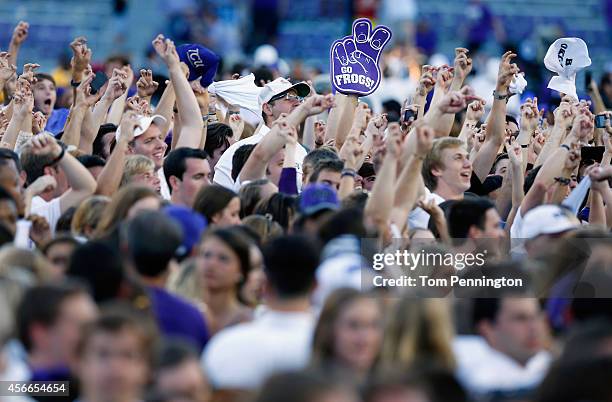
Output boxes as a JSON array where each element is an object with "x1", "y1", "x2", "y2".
[
  {"x1": 520, "y1": 204, "x2": 579, "y2": 239},
  {"x1": 257, "y1": 77, "x2": 310, "y2": 107},
  {"x1": 544, "y1": 37, "x2": 591, "y2": 99},
  {"x1": 115, "y1": 114, "x2": 167, "y2": 141}
]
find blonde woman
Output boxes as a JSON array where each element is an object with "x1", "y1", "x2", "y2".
[
  {"x1": 71, "y1": 196, "x2": 110, "y2": 240},
  {"x1": 378, "y1": 298, "x2": 455, "y2": 371},
  {"x1": 120, "y1": 155, "x2": 161, "y2": 193}
]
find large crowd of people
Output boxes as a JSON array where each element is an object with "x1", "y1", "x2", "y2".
[{"x1": 0, "y1": 17, "x2": 611, "y2": 402}]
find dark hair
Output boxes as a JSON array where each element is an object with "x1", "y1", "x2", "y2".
[
  {"x1": 77, "y1": 303, "x2": 158, "y2": 367},
  {"x1": 490, "y1": 153, "x2": 509, "y2": 174},
  {"x1": 447, "y1": 198, "x2": 495, "y2": 239},
  {"x1": 253, "y1": 67, "x2": 274, "y2": 88},
  {"x1": 561, "y1": 319, "x2": 612, "y2": 363},
  {"x1": 17, "y1": 282, "x2": 88, "y2": 351},
  {"x1": 358, "y1": 162, "x2": 376, "y2": 178},
  {"x1": 239, "y1": 179, "x2": 271, "y2": 218},
  {"x1": 523, "y1": 165, "x2": 542, "y2": 194},
  {"x1": 105, "y1": 54, "x2": 130, "y2": 66},
  {"x1": 0, "y1": 148, "x2": 21, "y2": 171},
  {"x1": 163, "y1": 148, "x2": 208, "y2": 193},
  {"x1": 156, "y1": 339, "x2": 199, "y2": 371},
  {"x1": 262, "y1": 234, "x2": 320, "y2": 298},
  {"x1": 256, "y1": 371, "x2": 348, "y2": 402},
  {"x1": 92, "y1": 124, "x2": 118, "y2": 159},
  {"x1": 20, "y1": 139, "x2": 60, "y2": 185},
  {"x1": 0, "y1": 186, "x2": 17, "y2": 206},
  {"x1": 204, "y1": 123, "x2": 232, "y2": 158},
  {"x1": 77, "y1": 154, "x2": 106, "y2": 169},
  {"x1": 318, "y1": 207, "x2": 367, "y2": 245},
  {"x1": 303, "y1": 148, "x2": 339, "y2": 170},
  {"x1": 67, "y1": 241, "x2": 125, "y2": 303},
  {"x1": 192, "y1": 184, "x2": 238, "y2": 224},
  {"x1": 253, "y1": 193, "x2": 296, "y2": 231},
  {"x1": 534, "y1": 358, "x2": 612, "y2": 402},
  {"x1": 201, "y1": 227, "x2": 253, "y2": 298},
  {"x1": 34, "y1": 73, "x2": 56, "y2": 87},
  {"x1": 122, "y1": 210, "x2": 182, "y2": 278},
  {"x1": 471, "y1": 298, "x2": 501, "y2": 327},
  {"x1": 41, "y1": 234, "x2": 79, "y2": 256},
  {"x1": 309, "y1": 159, "x2": 344, "y2": 183},
  {"x1": 341, "y1": 191, "x2": 369, "y2": 211},
  {"x1": 55, "y1": 207, "x2": 77, "y2": 234},
  {"x1": 363, "y1": 370, "x2": 432, "y2": 402},
  {"x1": 232, "y1": 144, "x2": 256, "y2": 181}
]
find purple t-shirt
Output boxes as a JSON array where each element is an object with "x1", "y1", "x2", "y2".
[{"x1": 148, "y1": 286, "x2": 209, "y2": 351}]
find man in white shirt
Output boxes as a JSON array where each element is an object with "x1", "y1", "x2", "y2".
[
  {"x1": 454, "y1": 297, "x2": 552, "y2": 395},
  {"x1": 202, "y1": 234, "x2": 320, "y2": 391},
  {"x1": 213, "y1": 77, "x2": 311, "y2": 190},
  {"x1": 19, "y1": 134, "x2": 97, "y2": 232},
  {"x1": 409, "y1": 137, "x2": 472, "y2": 228}
]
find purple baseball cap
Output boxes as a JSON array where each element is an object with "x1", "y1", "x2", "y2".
[
  {"x1": 299, "y1": 184, "x2": 340, "y2": 217},
  {"x1": 163, "y1": 205, "x2": 207, "y2": 259},
  {"x1": 176, "y1": 44, "x2": 220, "y2": 88}
]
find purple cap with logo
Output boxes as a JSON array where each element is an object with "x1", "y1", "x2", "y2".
[
  {"x1": 176, "y1": 44, "x2": 220, "y2": 88},
  {"x1": 299, "y1": 184, "x2": 340, "y2": 217}
]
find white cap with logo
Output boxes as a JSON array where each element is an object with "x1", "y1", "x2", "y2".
[
  {"x1": 520, "y1": 204, "x2": 579, "y2": 240},
  {"x1": 115, "y1": 114, "x2": 167, "y2": 141},
  {"x1": 544, "y1": 37, "x2": 591, "y2": 99},
  {"x1": 257, "y1": 77, "x2": 311, "y2": 107}
]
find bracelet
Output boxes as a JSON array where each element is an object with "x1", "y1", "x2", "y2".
[
  {"x1": 521, "y1": 144, "x2": 529, "y2": 149},
  {"x1": 554, "y1": 176, "x2": 571, "y2": 186},
  {"x1": 49, "y1": 145, "x2": 66, "y2": 166},
  {"x1": 341, "y1": 168, "x2": 356, "y2": 178},
  {"x1": 314, "y1": 141, "x2": 324, "y2": 146},
  {"x1": 560, "y1": 144, "x2": 570, "y2": 151},
  {"x1": 492, "y1": 90, "x2": 510, "y2": 102},
  {"x1": 70, "y1": 80, "x2": 81, "y2": 88},
  {"x1": 202, "y1": 115, "x2": 209, "y2": 121}
]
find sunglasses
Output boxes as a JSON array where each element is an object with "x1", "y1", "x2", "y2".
[{"x1": 270, "y1": 93, "x2": 304, "y2": 103}]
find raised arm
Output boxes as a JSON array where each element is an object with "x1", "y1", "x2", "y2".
[
  {"x1": 95, "y1": 111, "x2": 137, "y2": 196},
  {"x1": 238, "y1": 121, "x2": 288, "y2": 183},
  {"x1": 325, "y1": 93, "x2": 357, "y2": 149},
  {"x1": 106, "y1": 65, "x2": 134, "y2": 125},
  {"x1": 535, "y1": 101, "x2": 575, "y2": 167},
  {"x1": 471, "y1": 51, "x2": 518, "y2": 182},
  {"x1": 8, "y1": 21, "x2": 29, "y2": 67},
  {"x1": 136, "y1": 69, "x2": 159, "y2": 105},
  {"x1": 62, "y1": 73, "x2": 96, "y2": 149},
  {"x1": 152, "y1": 34, "x2": 203, "y2": 149},
  {"x1": 412, "y1": 65, "x2": 436, "y2": 119},
  {"x1": 2, "y1": 78, "x2": 32, "y2": 150},
  {"x1": 0, "y1": 52, "x2": 16, "y2": 96},
  {"x1": 364, "y1": 123, "x2": 401, "y2": 229},
  {"x1": 30, "y1": 134, "x2": 96, "y2": 213},
  {"x1": 390, "y1": 122, "x2": 434, "y2": 231}
]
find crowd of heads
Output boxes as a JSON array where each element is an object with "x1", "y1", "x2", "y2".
[{"x1": 0, "y1": 17, "x2": 611, "y2": 402}]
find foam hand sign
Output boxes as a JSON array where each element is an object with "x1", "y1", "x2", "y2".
[{"x1": 330, "y1": 18, "x2": 392, "y2": 97}]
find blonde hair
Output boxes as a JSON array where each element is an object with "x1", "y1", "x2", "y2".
[
  {"x1": 378, "y1": 298, "x2": 455, "y2": 370},
  {"x1": 422, "y1": 137, "x2": 466, "y2": 191},
  {"x1": 71, "y1": 196, "x2": 110, "y2": 239},
  {"x1": 93, "y1": 185, "x2": 159, "y2": 239},
  {"x1": 121, "y1": 155, "x2": 156, "y2": 187}
]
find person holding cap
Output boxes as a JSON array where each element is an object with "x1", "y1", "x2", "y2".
[{"x1": 213, "y1": 78, "x2": 312, "y2": 190}]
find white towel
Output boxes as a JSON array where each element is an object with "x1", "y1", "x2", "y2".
[
  {"x1": 208, "y1": 74, "x2": 263, "y2": 117},
  {"x1": 544, "y1": 38, "x2": 591, "y2": 99}
]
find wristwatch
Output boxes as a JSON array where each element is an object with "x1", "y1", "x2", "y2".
[{"x1": 492, "y1": 90, "x2": 510, "y2": 102}]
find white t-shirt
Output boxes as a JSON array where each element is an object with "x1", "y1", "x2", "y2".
[
  {"x1": 158, "y1": 168, "x2": 171, "y2": 200},
  {"x1": 30, "y1": 196, "x2": 62, "y2": 233},
  {"x1": 202, "y1": 309, "x2": 315, "y2": 390},
  {"x1": 453, "y1": 335, "x2": 552, "y2": 394},
  {"x1": 213, "y1": 124, "x2": 307, "y2": 191},
  {"x1": 408, "y1": 188, "x2": 446, "y2": 229}
]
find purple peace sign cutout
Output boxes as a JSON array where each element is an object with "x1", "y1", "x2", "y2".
[{"x1": 330, "y1": 18, "x2": 392, "y2": 97}]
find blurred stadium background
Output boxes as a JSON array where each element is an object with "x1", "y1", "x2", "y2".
[{"x1": 0, "y1": 0, "x2": 610, "y2": 108}]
